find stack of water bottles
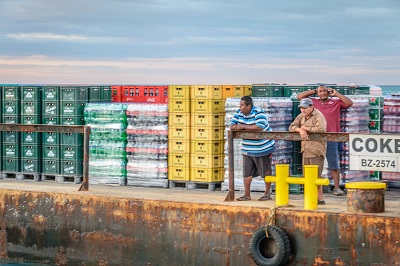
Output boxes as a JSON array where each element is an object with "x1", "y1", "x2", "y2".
[
  {"x1": 84, "y1": 103, "x2": 128, "y2": 185},
  {"x1": 335, "y1": 96, "x2": 370, "y2": 182},
  {"x1": 126, "y1": 103, "x2": 169, "y2": 188},
  {"x1": 222, "y1": 97, "x2": 293, "y2": 192}
]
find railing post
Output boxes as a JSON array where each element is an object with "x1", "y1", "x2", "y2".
[{"x1": 224, "y1": 130, "x2": 235, "y2": 201}]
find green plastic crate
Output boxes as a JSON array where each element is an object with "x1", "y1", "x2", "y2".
[
  {"x1": 3, "y1": 131, "x2": 20, "y2": 143},
  {"x1": 89, "y1": 86, "x2": 101, "y2": 102},
  {"x1": 42, "y1": 116, "x2": 59, "y2": 125},
  {"x1": 43, "y1": 86, "x2": 60, "y2": 101},
  {"x1": 283, "y1": 86, "x2": 304, "y2": 98},
  {"x1": 22, "y1": 101, "x2": 41, "y2": 116},
  {"x1": 22, "y1": 86, "x2": 42, "y2": 101},
  {"x1": 251, "y1": 85, "x2": 284, "y2": 97},
  {"x1": 61, "y1": 133, "x2": 84, "y2": 146},
  {"x1": 42, "y1": 101, "x2": 59, "y2": 116},
  {"x1": 3, "y1": 101, "x2": 20, "y2": 115},
  {"x1": 43, "y1": 145, "x2": 60, "y2": 160},
  {"x1": 60, "y1": 86, "x2": 89, "y2": 101},
  {"x1": 43, "y1": 159, "x2": 60, "y2": 174},
  {"x1": 61, "y1": 116, "x2": 85, "y2": 125},
  {"x1": 43, "y1": 132, "x2": 60, "y2": 145},
  {"x1": 21, "y1": 159, "x2": 41, "y2": 173},
  {"x1": 3, "y1": 144, "x2": 20, "y2": 158},
  {"x1": 22, "y1": 132, "x2": 40, "y2": 144},
  {"x1": 101, "y1": 86, "x2": 112, "y2": 102},
  {"x1": 355, "y1": 86, "x2": 370, "y2": 95},
  {"x1": 2, "y1": 86, "x2": 20, "y2": 101},
  {"x1": 22, "y1": 115, "x2": 42, "y2": 125},
  {"x1": 3, "y1": 158, "x2": 20, "y2": 172},
  {"x1": 2, "y1": 115, "x2": 19, "y2": 124},
  {"x1": 61, "y1": 101, "x2": 86, "y2": 116},
  {"x1": 21, "y1": 144, "x2": 42, "y2": 159},
  {"x1": 61, "y1": 160, "x2": 83, "y2": 175},
  {"x1": 60, "y1": 145, "x2": 83, "y2": 160}
]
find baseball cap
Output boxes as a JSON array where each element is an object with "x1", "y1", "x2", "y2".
[{"x1": 299, "y1": 98, "x2": 313, "y2": 108}]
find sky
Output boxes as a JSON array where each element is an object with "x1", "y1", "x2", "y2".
[{"x1": 0, "y1": 0, "x2": 399, "y2": 85}]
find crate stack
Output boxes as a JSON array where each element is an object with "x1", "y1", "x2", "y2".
[
  {"x1": 167, "y1": 85, "x2": 191, "y2": 186},
  {"x1": 20, "y1": 86, "x2": 42, "y2": 180},
  {"x1": 88, "y1": 86, "x2": 112, "y2": 102},
  {"x1": 41, "y1": 86, "x2": 62, "y2": 180},
  {"x1": 2, "y1": 86, "x2": 21, "y2": 177},
  {"x1": 190, "y1": 85, "x2": 225, "y2": 190},
  {"x1": 84, "y1": 103, "x2": 128, "y2": 185},
  {"x1": 126, "y1": 103, "x2": 168, "y2": 187},
  {"x1": 59, "y1": 87, "x2": 87, "y2": 182}
]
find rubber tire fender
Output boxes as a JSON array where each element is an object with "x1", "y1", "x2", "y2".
[{"x1": 249, "y1": 225, "x2": 291, "y2": 266}]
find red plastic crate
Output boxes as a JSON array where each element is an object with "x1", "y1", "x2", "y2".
[
  {"x1": 122, "y1": 85, "x2": 168, "y2": 103},
  {"x1": 111, "y1": 85, "x2": 123, "y2": 102}
]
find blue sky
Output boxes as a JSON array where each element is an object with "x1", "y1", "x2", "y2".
[{"x1": 1, "y1": 0, "x2": 399, "y2": 85}]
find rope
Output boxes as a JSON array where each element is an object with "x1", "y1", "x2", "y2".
[{"x1": 265, "y1": 204, "x2": 294, "y2": 238}]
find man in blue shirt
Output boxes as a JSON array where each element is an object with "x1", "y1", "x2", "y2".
[{"x1": 230, "y1": 96, "x2": 276, "y2": 201}]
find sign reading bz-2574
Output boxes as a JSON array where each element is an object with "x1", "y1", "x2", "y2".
[{"x1": 350, "y1": 134, "x2": 400, "y2": 172}]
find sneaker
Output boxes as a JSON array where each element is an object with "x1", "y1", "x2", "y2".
[
  {"x1": 333, "y1": 187, "x2": 344, "y2": 196},
  {"x1": 318, "y1": 200, "x2": 326, "y2": 205}
]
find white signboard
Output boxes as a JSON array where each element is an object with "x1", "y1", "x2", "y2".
[{"x1": 349, "y1": 134, "x2": 400, "y2": 172}]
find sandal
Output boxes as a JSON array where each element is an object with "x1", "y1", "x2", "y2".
[
  {"x1": 258, "y1": 195, "x2": 271, "y2": 201},
  {"x1": 236, "y1": 195, "x2": 251, "y2": 201}
]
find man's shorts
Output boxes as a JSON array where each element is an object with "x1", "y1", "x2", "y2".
[
  {"x1": 243, "y1": 154, "x2": 272, "y2": 178},
  {"x1": 303, "y1": 156, "x2": 324, "y2": 178},
  {"x1": 326, "y1": 142, "x2": 339, "y2": 170}
]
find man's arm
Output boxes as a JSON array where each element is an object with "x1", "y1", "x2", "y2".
[
  {"x1": 296, "y1": 90, "x2": 315, "y2": 100},
  {"x1": 235, "y1": 124, "x2": 263, "y2": 131},
  {"x1": 330, "y1": 89, "x2": 353, "y2": 107}
]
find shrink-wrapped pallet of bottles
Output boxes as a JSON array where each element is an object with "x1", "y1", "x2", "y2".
[{"x1": 84, "y1": 103, "x2": 127, "y2": 185}]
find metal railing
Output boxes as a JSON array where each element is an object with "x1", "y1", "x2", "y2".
[
  {"x1": 225, "y1": 130, "x2": 350, "y2": 201},
  {"x1": 0, "y1": 124, "x2": 90, "y2": 191}
]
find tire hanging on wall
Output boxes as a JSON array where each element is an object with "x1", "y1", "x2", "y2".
[{"x1": 249, "y1": 225, "x2": 291, "y2": 266}]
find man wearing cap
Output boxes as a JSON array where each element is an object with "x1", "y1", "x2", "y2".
[
  {"x1": 296, "y1": 85, "x2": 353, "y2": 196},
  {"x1": 289, "y1": 98, "x2": 327, "y2": 204}
]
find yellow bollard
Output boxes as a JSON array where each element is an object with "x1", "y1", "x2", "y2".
[
  {"x1": 303, "y1": 165, "x2": 329, "y2": 210},
  {"x1": 265, "y1": 164, "x2": 290, "y2": 206}
]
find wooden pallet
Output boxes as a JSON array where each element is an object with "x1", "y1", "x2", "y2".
[
  {"x1": 1, "y1": 172, "x2": 41, "y2": 181},
  {"x1": 41, "y1": 174, "x2": 82, "y2": 184},
  {"x1": 169, "y1": 180, "x2": 222, "y2": 191}
]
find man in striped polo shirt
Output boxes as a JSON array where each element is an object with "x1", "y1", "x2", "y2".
[{"x1": 230, "y1": 96, "x2": 276, "y2": 201}]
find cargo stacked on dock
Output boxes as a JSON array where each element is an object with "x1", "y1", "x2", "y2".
[
  {"x1": 167, "y1": 85, "x2": 191, "y2": 186},
  {"x1": 20, "y1": 86, "x2": 42, "y2": 179},
  {"x1": 84, "y1": 103, "x2": 128, "y2": 185},
  {"x1": 2, "y1": 86, "x2": 21, "y2": 176},
  {"x1": 189, "y1": 85, "x2": 225, "y2": 189}
]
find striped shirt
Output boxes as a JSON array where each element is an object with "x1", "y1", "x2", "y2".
[{"x1": 230, "y1": 106, "x2": 276, "y2": 157}]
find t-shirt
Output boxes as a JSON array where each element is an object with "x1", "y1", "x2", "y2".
[
  {"x1": 311, "y1": 97, "x2": 348, "y2": 132},
  {"x1": 230, "y1": 106, "x2": 276, "y2": 157}
]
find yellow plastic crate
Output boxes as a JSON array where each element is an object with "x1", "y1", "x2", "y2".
[
  {"x1": 168, "y1": 153, "x2": 190, "y2": 168},
  {"x1": 169, "y1": 167, "x2": 190, "y2": 181},
  {"x1": 169, "y1": 99, "x2": 190, "y2": 113},
  {"x1": 190, "y1": 85, "x2": 223, "y2": 99},
  {"x1": 191, "y1": 99, "x2": 225, "y2": 113},
  {"x1": 169, "y1": 113, "x2": 190, "y2": 127},
  {"x1": 168, "y1": 140, "x2": 190, "y2": 153},
  {"x1": 243, "y1": 84, "x2": 252, "y2": 96},
  {"x1": 190, "y1": 140, "x2": 225, "y2": 154},
  {"x1": 222, "y1": 85, "x2": 234, "y2": 99},
  {"x1": 190, "y1": 167, "x2": 224, "y2": 182},
  {"x1": 233, "y1": 85, "x2": 244, "y2": 97},
  {"x1": 190, "y1": 154, "x2": 224, "y2": 168},
  {"x1": 168, "y1": 126, "x2": 190, "y2": 140},
  {"x1": 191, "y1": 126, "x2": 224, "y2": 141},
  {"x1": 191, "y1": 113, "x2": 225, "y2": 127},
  {"x1": 168, "y1": 85, "x2": 190, "y2": 99}
]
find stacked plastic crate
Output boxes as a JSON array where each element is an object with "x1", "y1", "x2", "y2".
[
  {"x1": 167, "y1": 85, "x2": 191, "y2": 187},
  {"x1": 88, "y1": 86, "x2": 112, "y2": 103},
  {"x1": 59, "y1": 87, "x2": 87, "y2": 182},
  {"x1": 85, "y1": 103, "x2": 128, "y2": 185},
  {"x1": 41, "y1": 86, "x2": 62, "y2": 180},
  {"x1": 2, "y1": 86, "x2": 20, "y2": 177},
  {"x1": 20, "y1": 86, "x2": 42, "y2": 180},
  {"x1": 190, "y1": 85, "x2": 225, "y2": 190}
]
